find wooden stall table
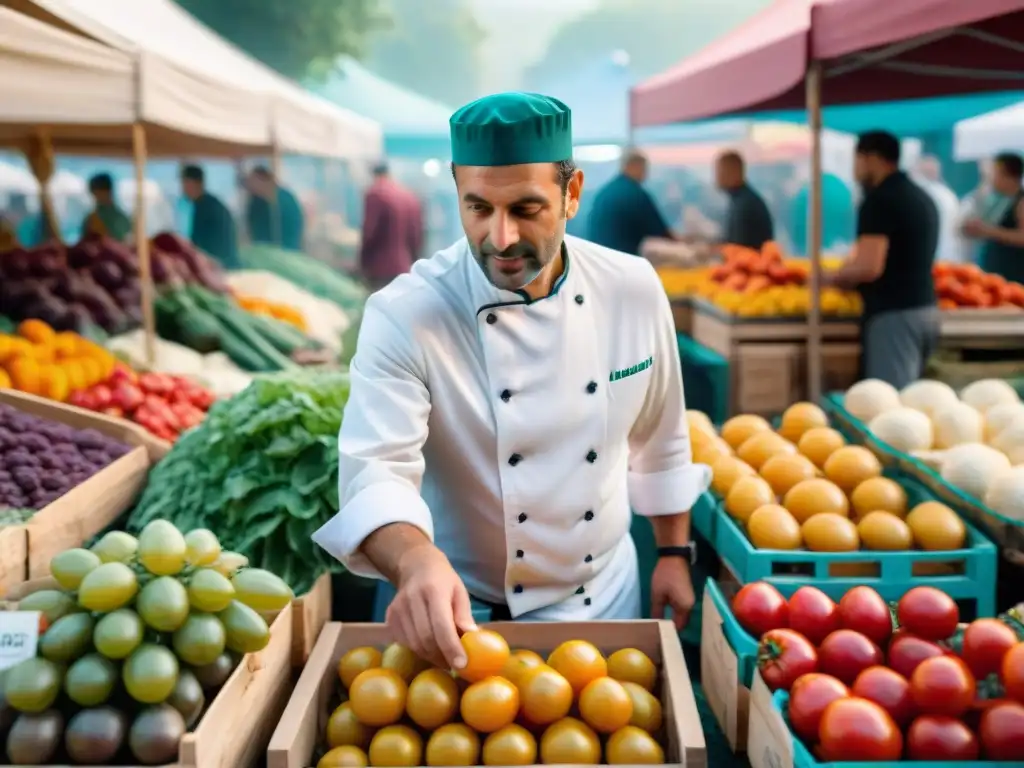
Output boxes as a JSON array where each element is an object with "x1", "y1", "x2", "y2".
[
  {"x1": 690, "y1": 298, "x2": 860, "y2": 416},
  {"x1": 929, "y1": 307, "x2": 1024, "y2": 389}
]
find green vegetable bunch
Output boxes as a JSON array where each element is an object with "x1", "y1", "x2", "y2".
[
  {"x1": 126, "y1": 370, "x2": 351, "y2": 594},
  {"x1": 237, "y1": 244, "x2": 368, "y2": 314}
]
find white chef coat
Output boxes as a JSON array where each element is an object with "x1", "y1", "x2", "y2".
[{"x1": 313, "y1": 235, "x2": 712, "y2": 619}]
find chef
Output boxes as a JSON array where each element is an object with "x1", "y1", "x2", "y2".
[{"x1": 313, "y1": 92, "x2": 711, "y2": 671}]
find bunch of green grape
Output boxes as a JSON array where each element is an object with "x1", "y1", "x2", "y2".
[{"x1": 1, "y1": 521, "x2": 294, "y2": 765}]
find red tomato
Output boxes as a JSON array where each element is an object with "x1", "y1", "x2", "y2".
[
  {"x1": 90, "y1": 384, "x2": 113, "y2": 410},
  {"x1": 851, "y1": 666, "x2": 915, "y2": 726},
  {"x1": 732, "y1": 582, "x2": 789, "y2": 638},
  {"x1": 818, "y1": 630, "x2": 884, "y2": 686},
  {"x1": 758, "y1": 629, "x2": 818, "y2": 692},
  {"x1": 788, "y1": 674, "x2": 849, "y2": 743},
  {"x1": 961, "y1": 619, "x2": 1018, "y2": 679},
  {"x1": 906, "y1": 715, "x2": 980, "y2": 760},
  {"x1": 817, "y1": 697, "x2": 903, "y2": 762},
  {"x1": 838, "y1": 587, "x2": 893, "y2": 646},
  {"x1": 1002, "y1": 642, "x2": 1024, "y2": 704},
  {"x1": 897, "y1": 586, "x2": 960, "y2": 641},
  {"x1": 788, "y1": 586, "x2": 841, "y2": 646},
  {"x1": 979, "y1": 700, "x2": 1024, "y2": 760},
  {"x1": 887, "y1": 633, "x2": 949, "y2": 679},
  {"x1": 911, "y1": 655, "x2": 977, "y2": 717}
]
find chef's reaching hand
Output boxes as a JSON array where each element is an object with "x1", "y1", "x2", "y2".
[
  {"x1": 650, "y1": 556, "x2": 696, "y2": 631},
  {"x1": 387, "y1": 541, "x2": 479, "y2": 670}
]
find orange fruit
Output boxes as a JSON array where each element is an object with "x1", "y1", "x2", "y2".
[
  {"x1": 783, "y1": 478, "x2": 849, "y2": 524},
  {"x1": 519, "y1": 664, "x2": 573, "y2": 726},
  {"x1": 326, "y1": 701, "x2": 374, "y2": 750},
  {"x1": 546, "y1": 640, "x2": 607, "y2": 695},
  {"x1": 348, "y1": 668, "x2": 408, "y2": 727},
  {"x1": 381, "y1": 643, "x2": 430, "y2": 683},
  {"x1": 857, "y1": 511, "x2": 913, "y2": 551},
  {"x1": 425, "y1": 723, "x2": 480, "y2": 767},
  {"x1": 459, "y1": 629, "x2": 510, "y2": 682},
  {"x1": 539, "y1": 717, "x2": 602, "y2": 764},
  {"x1": 692, "y1": 434, "x2": 732, "y2": 465},
  {"x1": 721, "y1": 414, "x2": 771, "y2": 450},
  {"x1": 460, "y1": 676, "x2": 520, "y2": 733},
  {"x1": 778, "y1": 402, "x2": 830, "y2": 443},
  {"x1": 906, "y1": 501, "x2": 967, "y2": 550},
  {"x1": 338, "y1": 646, "x2": 382, "y2": 690},
  {"x1": 737, "y1": 431, "x2": 797, "y2": 471},
  {"x1": 318, "y1": 745, "x2": 368, "y2": 767},
  {"x1": 578, "y1": 676, "x2": 634, "y2": 733},
  {"x1": 606, "y1": 648, "x2": 657, "y2": 692},
  {"x1": 747, "y1": 504, "x2": 803, "y2": 550},
  {"x1": 798, "y1": 427, "x2": 847, "y2": 468},
  {"x1": 406, "y1": 668, "x2": 460, "y2": 730},
  {"x1": 501, "y1": 649, "x2": 545, "y2": 688},
  {"x1": 760, "y1": 453, "x2": 818, "y2": 497},
  {"x1": 710, "y1": 455, "x2": 756, "y2": 497},
  {"x1": 482, "y1": 724, "x2": 537, "y2": 766},
  {"x1": 622, "y1": 682, "x2": 663, "y2": 733},
  {"x1": 801, "y1": 513, "x2": 860, "y2": 552},
  {"x1": 823, "y1": 445, "x2": 882, "y2": 494},
  {"x1": 724, "y1": 476, "x2": 776, "y2": 523},
  {"x1": 606, "y1": 725, "x2": 665, "y2": 764},
  {"x1": 368, "y1": 725, "x2": 423, "y2": 767},
  {"x1": 850, "y1": 477, "x2": 908, "y2": 519}
]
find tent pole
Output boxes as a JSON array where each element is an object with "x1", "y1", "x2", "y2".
[
  {"x1": 132, "y1": 123, "x2": 156, "y2": 368},
  {"x1": 806, "y1": 63, "x2": 824, "y2": 403}
]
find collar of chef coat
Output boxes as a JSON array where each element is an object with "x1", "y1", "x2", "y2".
[{"x1": 463, "y1": 239, "x2": 574, "y2": 312}]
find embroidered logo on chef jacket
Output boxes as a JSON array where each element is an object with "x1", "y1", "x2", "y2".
[{"x1": 609, "y1": 355, "x2": 653, "y2": 382}]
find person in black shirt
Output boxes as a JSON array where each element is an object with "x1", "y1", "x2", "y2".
[
  {"x1": 963, "y1": 152, "x2": 1024, "y2": 285},
  {"x1": 716, "y1": 151, "x2": 774, "y2": 250},
  {"x1": 823, "y1": 131, "x2": 939, "y2": 389},
  {"x1": 588, "y1": 150, "x2": 673, "y2": 255}
]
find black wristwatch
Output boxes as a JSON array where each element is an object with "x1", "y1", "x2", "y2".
[{"x1": 657, "y1": 544, "x2": 696, "y2": 565}]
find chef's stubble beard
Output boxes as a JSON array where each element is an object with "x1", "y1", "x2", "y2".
[{"x1": 471, "y1": 205, "x2": 567, "y2": 292}]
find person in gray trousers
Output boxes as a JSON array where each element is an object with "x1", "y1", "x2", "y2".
[{"x1": 823, "y1": 131, "x2": 940, "y2": 389}]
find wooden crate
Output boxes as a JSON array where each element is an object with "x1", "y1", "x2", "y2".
[
  {"x1": 691, "y1": 301, "x2": 860, "y2": 415},
  {"x1": 5, "y1": 580, "x2": 294, "y2": 768},
  {"x1": 0, "y1": 389, "x2": 170, "y2": 592},
  {"x1": 939, "y1": 307, "x2": 1024, "y2": 350},
  {"x1": 268, "y1": 620, "x2": 707, "y2": 768},
  {"x1": 288, "y1": 572, "x2": 333, "y2": 667}
]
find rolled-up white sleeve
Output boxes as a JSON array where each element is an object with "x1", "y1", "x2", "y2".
[
  {"x1": 627, "y1": 281, "x2": 712, "y2": 517},
  {"x1": 311, "y1": 295, "x2": 433, "y2": 578}
]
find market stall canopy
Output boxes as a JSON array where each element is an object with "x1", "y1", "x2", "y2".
[
  {"x1": 631, "y1": 0, "x2": 1024, "y2": 126},
  {"x1": 0, "y1": 159, "x2": 40, "y2": 193},
  {"x1": 11, "y1": 0, "x2": 383, "y2": 159},
  {"x1": 307, "y1": 57, "x2": 453, "y2": 159},
  {"x1": 955, "y1": 100, "x2": 1024, "y2": 159}
]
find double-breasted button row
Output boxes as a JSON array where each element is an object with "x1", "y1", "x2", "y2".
[{"x1": 508, "y1": 453, "x2": 522, "y2": 466}]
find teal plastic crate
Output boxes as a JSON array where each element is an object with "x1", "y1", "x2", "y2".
[
  {"x1": 678, "y1": 333, "x2": 729, "y2": 425},
  {"x1": 706, "y1": 577, "x2": 759, "y2": 687},
  {"x1": 772, "y1": 689, "x2": 1020, "y2": 768},
  {"x1": 712, "y1": 471, "x2": 998, "y2": 618},
  {"x1": 823, "y1": 391, "x2": 1024, "y2": 555}
]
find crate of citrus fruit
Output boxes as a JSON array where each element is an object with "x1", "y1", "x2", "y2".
[{"x1": 267, "y1": 621, "x2": 704, "y2": 768}]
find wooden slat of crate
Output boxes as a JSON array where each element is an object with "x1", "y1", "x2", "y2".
[
  {"x1": 939, "y1": 308, "x2": 1024, "y2": 349},
  {"x1": 691, "y1": 302, "x2": 859, "y2": 358}
]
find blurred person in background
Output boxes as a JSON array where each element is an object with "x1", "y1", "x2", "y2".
[
  {"x1": 824, "y1": 131, "x2": 939, "y2": 389},
  {"x1": 359, "y1": 161, "x2": 423, "y2": 291},
  {"x1": 82, "y1": 173, "x2": 131, "y2": 242},
  {"x1": 180, "y1": 164, "x2": 239, "y2": 269},
  {"x1": 715, "y1": 150, "x2": 774, "y2": 250},
  {"x1": 245, "y1": 166, "x2": 305, "y2": 251},
  {"x1": 588, "y1": 149, "x2": 674, "y2": 255},
  {"x1": 962, "y1": 152, "x2": 1024, "y2": 284},
  {"x1": 913, "y1": 155, "x2": 961, "y2": 263}
]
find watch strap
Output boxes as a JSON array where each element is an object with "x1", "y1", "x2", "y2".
[{"x1": 657, "y1": 544, "x2": 695, "y2": 564}]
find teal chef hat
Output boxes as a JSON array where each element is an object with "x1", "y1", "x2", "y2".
[{"x1": 450, "y1": 92, "x2": 573, "y2": 166}]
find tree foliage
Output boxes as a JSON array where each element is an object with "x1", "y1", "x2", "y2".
[
  {"x1": 362, "y1": 0, "x2": 485, "y2": 107},
  {"x1": 522, "y1": 0, "x2": 772, "y2": 90},
  {"x1": 176, "y1": 0, "x2": 387, "y2": 80}
]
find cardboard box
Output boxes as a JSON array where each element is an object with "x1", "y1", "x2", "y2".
[
  {"x1": 0, "y1": 389, "x2": 170, "y2": 592},
  {"x1": 747, "y1": 671, "x2": 797, "y2": 768},
  {"x1": 699, "y1": 582, "x2": 751, "y2": 754},
  {"x1": 5, "y1": 579, "x2": 295, "y2": 768},
  {"x1": 268, "y1": 620, "x2": 707, "y2": 768}
]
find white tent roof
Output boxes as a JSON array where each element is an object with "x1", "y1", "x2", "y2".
[
  {"x1": 22, "y1": 0, "x2": 383, "y2": 159},
  {"x1": 0, "y1": 160, "x2": 39, "y2": 193},
  {"x1": 955, "y1": 101, "x2": 1024, "y2": 161},
  {"x1": 0, "y1": 5, "x2": 272, "y2": 156}
]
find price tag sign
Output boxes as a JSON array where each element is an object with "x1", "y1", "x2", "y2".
[{"x1": 0, "y1": 612, "x2": 42, "y2": 671}]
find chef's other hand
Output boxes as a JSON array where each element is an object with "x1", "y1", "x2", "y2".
[
  {"x1": 650, "y1": 557, "x2": 696, "y2": 631},
  {"x1": 387, "y1": 543, "x2": 478, "y2": 670}
]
